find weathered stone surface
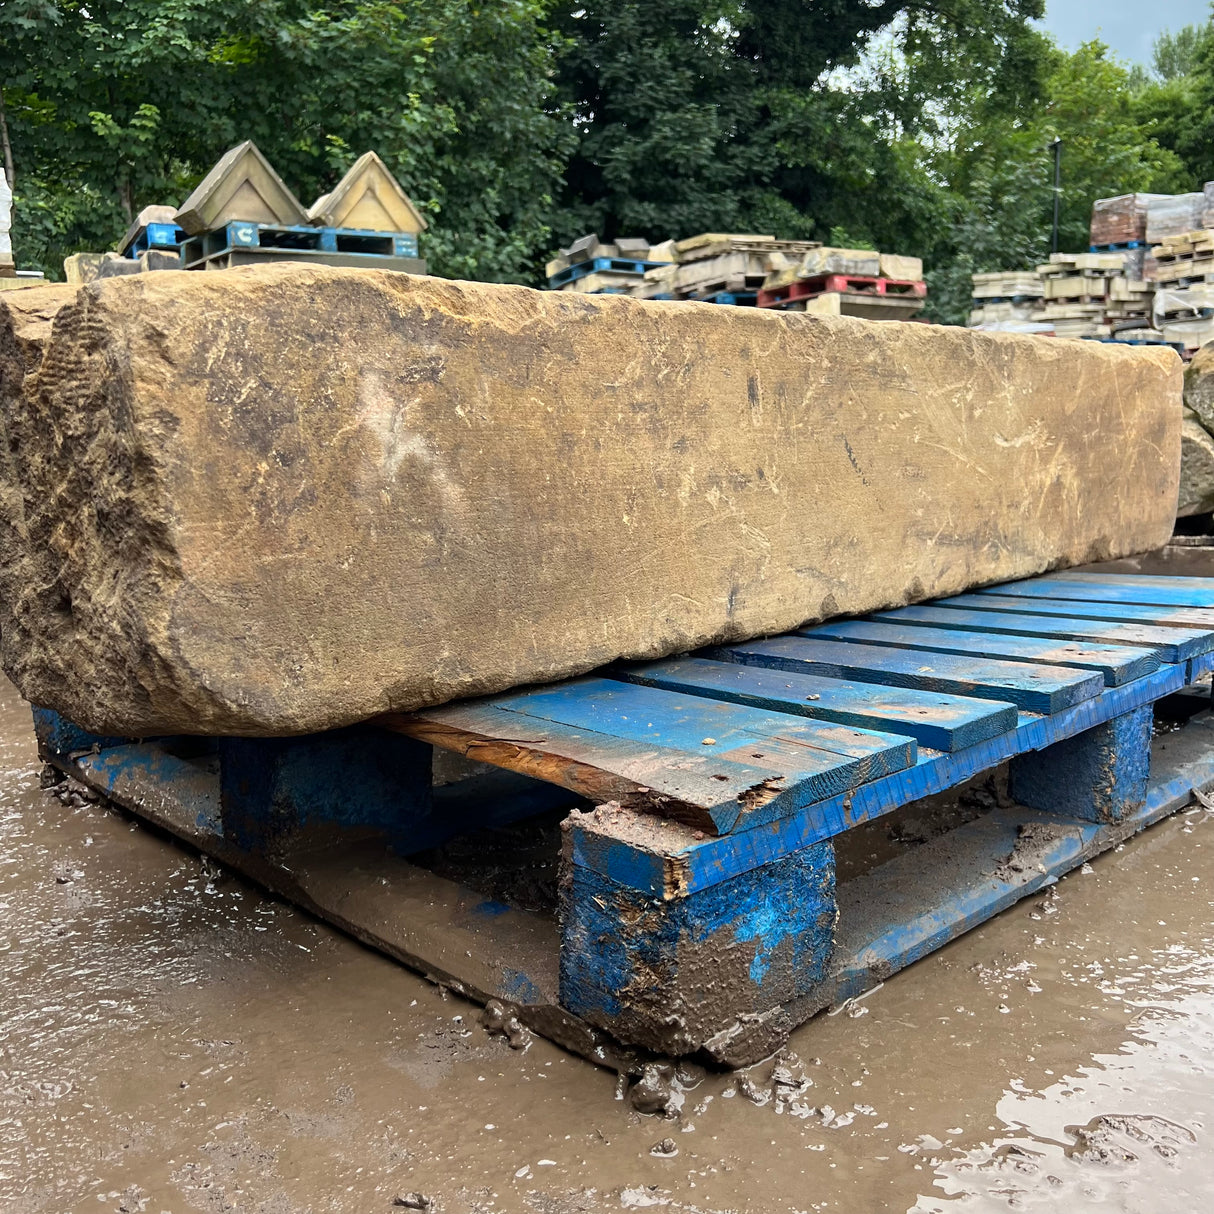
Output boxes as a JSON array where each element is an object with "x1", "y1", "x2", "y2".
[
  {"x1": 1178, "y1": 408, "x2": 1214, "y2": 517},
  {"x1": 1184, "y1": 341, "x2": 1214, "y2": 433},
  {"x1": 0, "y1": 266, "x2": 1183, "y2": 737}
]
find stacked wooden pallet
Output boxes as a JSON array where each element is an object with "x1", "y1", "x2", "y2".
[
  {"x1": 1032, "y1": 252, "x2": 1152, "y2": 340},
  {"x1": 755, "y1": 246, "x2": 927, "y2": 320},
  {"x1": 1147, "y1": 229, "x2": 1214, "y2": 351},
  {"x1": 968, "y1": 270, "x2": 1045, "y2": 332},
  {"x1": 545, "y1": 234, "x2": 676, "y2": 295}
]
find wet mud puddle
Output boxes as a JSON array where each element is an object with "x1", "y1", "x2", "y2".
[{"x1": 3, "y1": 678, "x2": 1214, "y2": 1212}]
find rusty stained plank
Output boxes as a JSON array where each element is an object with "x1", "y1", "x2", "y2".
[{"x1": 380, "y1": 676, "x2": 918, "y2": 835}]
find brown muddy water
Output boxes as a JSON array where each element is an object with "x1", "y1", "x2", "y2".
[{"x1": 3, "y1": 678, "x2": 1214, "y2": 1213}]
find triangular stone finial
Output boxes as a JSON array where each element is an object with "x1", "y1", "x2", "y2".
[
  {"x1": 175, "y1": 141, "x2": 308, "y2": 235},
  {"x1": 307, "y1": 152, "x2": 427, "y2": 234}
]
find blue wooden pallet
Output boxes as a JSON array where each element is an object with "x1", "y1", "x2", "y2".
[
  {"x1": 548, "y1": 257, "x2": 660, "y2": 288},
  {"x1": 31, "y1": 571, "x2": 1214, "y2": 1068},
  {"x1": 181, "y1": 221, "x2": 419, "y2": 268},
  {"x1": 1090, "y1": 241, "x2": 1144, "y2": 251}
]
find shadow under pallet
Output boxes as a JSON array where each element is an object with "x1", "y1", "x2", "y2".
[{"x1": 33, "y1": 572, "x2": 1214, "y2": 1070}]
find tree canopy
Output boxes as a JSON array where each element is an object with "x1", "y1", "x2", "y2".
[{"x1": 2, "y1": 0, "x2": 1211, "y2": 322}]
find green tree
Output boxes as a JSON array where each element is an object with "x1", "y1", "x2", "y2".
[{"x1": 2, "y1": 0, "x2": 570, "y2": 281}]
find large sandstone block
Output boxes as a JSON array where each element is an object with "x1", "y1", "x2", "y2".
[{"x1": 0, "y1": 267, "x2": 1183, "y2": 736}]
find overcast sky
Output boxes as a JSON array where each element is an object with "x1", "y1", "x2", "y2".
[{"x1": 1038, "y1": 0, "x2": 1211, "y2": 64}]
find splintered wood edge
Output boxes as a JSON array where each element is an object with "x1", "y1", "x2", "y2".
[{"x1": 375, "y1": 712, "x2": 727, "y2": 833}]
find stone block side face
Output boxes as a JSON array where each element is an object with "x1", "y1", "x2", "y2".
[
  {"x1": 217, "y1": 726, "x2": 432, "y2": 857},
  {"x1": 1009, "y1": 705, "x2": 1152, "y2": 824},
  {"x1": 0, "y1": 268, "x2": 1184, "y2": 737},
  {"x1": 559, "y1": 841, "x2": 836, "y2": 1055}
]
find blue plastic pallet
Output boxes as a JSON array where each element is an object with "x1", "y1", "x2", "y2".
[
  {"x1": 1090, "y1": 241, "x2": 1144, "y2": 252},
  {"x1": 33, "y1": 572, "x2": 1214, "y2": 1068},
  {"x1": 548, "y1": 257, "x2": 661, "y2": 288},
  {"x1": 123, "y1": 221, "x2": 186, "y2": 258}
]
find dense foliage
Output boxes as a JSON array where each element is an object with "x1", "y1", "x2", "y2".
[{"x1": 2, "y1": 0, "x2": 1212, "y2": 322}]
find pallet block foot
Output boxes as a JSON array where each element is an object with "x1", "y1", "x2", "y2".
[
  {"x1": 1009, "y1": 703, "x2": 1152, "y2": 823},
  {"x1": 559, "y1": 833, "x2": 836, "y2": 1056}
]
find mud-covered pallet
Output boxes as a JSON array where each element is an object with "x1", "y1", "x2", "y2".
[{"x1": 32, "y1": 572, "x2": 1214, "y2": 1070}]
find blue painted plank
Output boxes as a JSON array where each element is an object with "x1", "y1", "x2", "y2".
[
  {"x1": 610, "y1": 656, "x2": 1017, "y2": 752},
  {"x1": 389, "y1": 701, "x2": 801, "y2": 834},
  {"x1": 935, "y1": 591, "x2": 1214, "y2": 631},
  {"x1": 486, "y1": 678, "x2": 917, "y2": 791},
  {"x1": 802, "y1": 619, "x2": 1159, "y2": 686},
  {"x1": 984, "y1": 574, "x2": 1214, "y2": 609},
  {"x1": 567, "y1": 662, "x2": 1185, "y2": 896},
  {"x1": 715, "y1": 636, "x2": 1102, "y2": 714},
  {"x1": 869, "y1": 603, "x2": 1212, "y2": 663}
]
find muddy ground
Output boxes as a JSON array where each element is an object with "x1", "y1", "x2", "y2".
[{"x1": 3, "y1": 675, "x2": 1214, "y2": 1214}]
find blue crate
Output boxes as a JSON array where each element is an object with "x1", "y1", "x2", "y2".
[
  {"x1": 548, "y1": 257, "x2": 661, "y2": 288},
  {"x1": 124, "y1": 221, "x2": 186, "y2": 258}
]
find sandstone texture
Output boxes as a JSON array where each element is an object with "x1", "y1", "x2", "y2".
[
  {"x1": 1180, "y1": 345, "x2": 1214, "y2": 516},
  {"x1": 1178, "y1": 409, "x2": 1214, "y2": 517},
  {"x1": 0, "y1": 266, "x2": 1183, "y2": 737}
]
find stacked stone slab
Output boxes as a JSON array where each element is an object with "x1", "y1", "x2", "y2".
[
  {"x1": 1180, "y1": 344, "x2": 1214, "y2": 516},
  {"x1": 0, "y1": 266, "x2": 1183, "y2": 738}
]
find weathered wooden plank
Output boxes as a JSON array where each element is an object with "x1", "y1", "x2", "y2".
[
  {"x1": 481, "y1": 679, "x2": 917, "y2": 770},
  {"x1": 0, "y1": 271, "x2": 1181, "y2": 736},
  {"x1": 803, "y1": 619, "x2": 1159, "y2": 686},
  {"x1": 610, "y1": 656, "x2": 1017, "y2": 752},
  {"x1": 984, "y1": 575, "x2": 1214, "y2": 609},
  {"x1": 869, "y1": 603, "x2": 1213, "y2": 663},
  {"x1": 714, "y1": 635, "x2": 1103, "y2": 713},
  {"x1": 380, "y1": 703, "x2": 793, "y2": 834},
  {"x1": 936, "y1": 591, "x2": 1214, "y2": 631},
  {"x1": 567, "y1": 663, "x2": 1186, "y2": 897}
]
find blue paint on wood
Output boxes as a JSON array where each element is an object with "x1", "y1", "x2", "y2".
[
  {"x1": 801, "y1": 618, "x2": 1159, "y2": 686},
  {"x1": 983, "y1": 574, "x2": 1214, "y2": 609},
  {"x1": 559, "y1": 841, "x2": 835, "y2": 1053},
  {"x1": 1010, "y1": 703, "x2": 1152, "y2": 823},
  {"x1": 610, "y1": 656, "x2": 1017, "y2": 752},
  {"x1": 218, "y1": 727, "x2": 433, "y2": 857},
  {"x1": 486, "y1": 677, "x2": 917, "y2": 805},
  {"x1": 31, "y1": 707, "x2": 126, "y2": 757},
  {"x1": 1191, "y1": 652, "x2": 1214, "y2": 683},
  {"x1": 827, "y1": 718, "x2": 1214, "y2": 1007},
  {"x1": 936, "y1": 591, "x2": 1214, "y2": 631},
  {"x1": 567, "y1": 663, "x2": 1185, "y2": 896},
  {"x1": 714, "y1": 635, "x2": 1103, "y2": 713},
  {"x1": 869, "y1": 603, "x2": 1212, "y2": 663},
  {"x1": 500, "y1": 967, "x2": 545, "y2": 1004},
  {"x1": 76, "y1": 741, "x2": 222, "y2": 836}
]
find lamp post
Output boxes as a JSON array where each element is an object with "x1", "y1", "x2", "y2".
[{"x1": 1050, "y1": 137, "x2": 1062, "y2": 255}]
